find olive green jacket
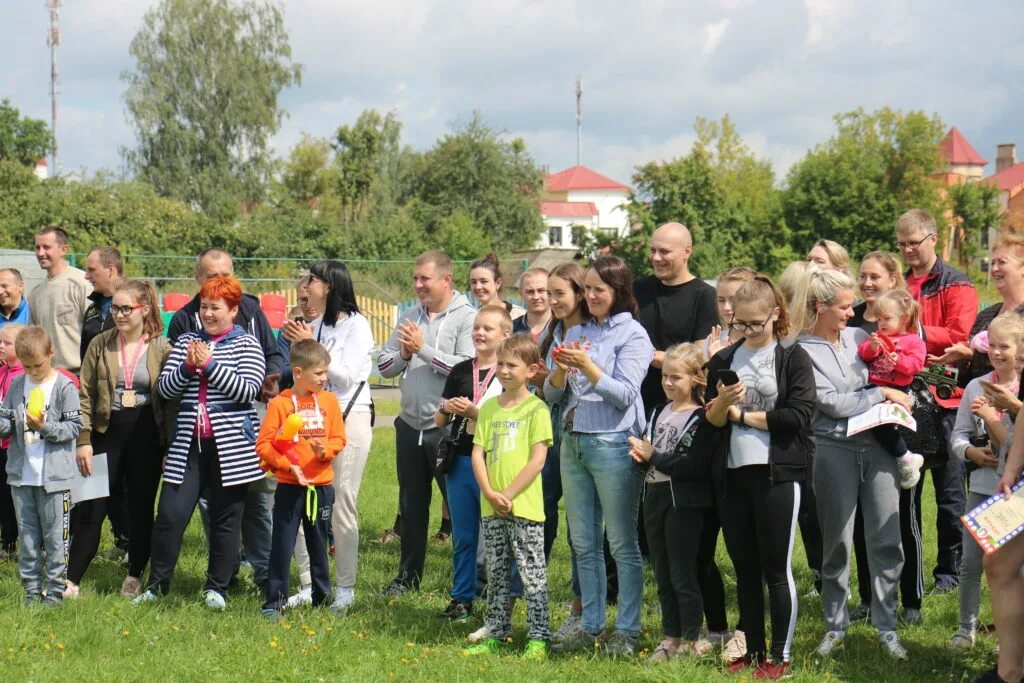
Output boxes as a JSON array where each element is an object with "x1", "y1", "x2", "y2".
[{"x1": 77, "y1": 329, "x2": 175, "y2": 447}]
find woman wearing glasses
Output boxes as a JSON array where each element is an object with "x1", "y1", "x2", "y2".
[
  {"x1": 67, "y1": 279, "x2": 173, "y2": 598},
  {"x1": 704, "y1": 274, "x2": 815, "y2": 679}
]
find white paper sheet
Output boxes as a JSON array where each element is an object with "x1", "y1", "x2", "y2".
[{"x1": 70, "y1": 452, "x2": 109, "y2": 503}]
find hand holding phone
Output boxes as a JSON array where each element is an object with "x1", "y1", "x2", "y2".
[{"x1": 717, "y1": 369, "x2": 740, "y2": 386}]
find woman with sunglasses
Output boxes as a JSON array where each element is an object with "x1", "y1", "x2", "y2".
[{"x1": 67, "y1": 279, "x2": 173, "y2": 598}]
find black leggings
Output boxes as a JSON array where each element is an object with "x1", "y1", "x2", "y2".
[
  {"x1": 644, "y1": 482, "x2": 706, "y2": 640},
  {"x1": 68, "y1": 408, "x2": 163, "y2": 583},
  {"x1": 720, "y1": 465, "x2": 800, "y2": 662},
  {"x1": 146, "y1": 438, "x2": 247, "y2": 596},
  {"x1": 696, "y1": 504, "x2": 729, "y2": 633},
  {"x1": 0, "y1": 448, "x2": 17, "y2": 552}
]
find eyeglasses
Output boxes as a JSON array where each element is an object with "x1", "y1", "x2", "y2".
[
  {"x1": 111, "y1": 304, "x2": 143, "y2": 317},
  {"x1": 896, "y1": 234, "x2": 935, "y2": 251},
  {"x1": 731, "y1": 313, "x2": 774, "y2": 334}
]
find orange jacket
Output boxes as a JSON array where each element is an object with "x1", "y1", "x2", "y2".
[{"x1": 256, "y1": 389, "x2": 346, "y2": 486}]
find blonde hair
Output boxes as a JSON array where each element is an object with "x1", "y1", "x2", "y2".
[
  {"x1": 734, "y1": 274, "x2": 790, "y2": 338},
  {"x1": 988, "y1": 312, "x2": 1024, "y2": 345},
  {"x1": 992, "y1": 227, "x2": 1024, "y2": 262},
  {"x1": 873, "y1": 290, "x2": 920, "y2": 333},
  {"x1": 663, "y1": 342, "x2": 707, "y2": 406},
  {"x1": 717, "y1": 266, "x2": 756, "y2": 290},
  {"x1": 811, "y1": 239, "x2": 851, "y2": 274},
  {"x1": 859, "y1": 251, "x2": 907, "y2": 291},
  {"x1": 895, "y1": 209, "x2": 937, "y2": 237},
  {"x1": 778, "y1": 261, "x2": 812, "y2": 308},
  {"x1": 0, "y1": 322, "x2": 24, "y2": 342},
  {"x1": 14, "y1": 326, "x2": 52, "y2": 360},
  {"x1": 476, "y1": 304, "x2": 513, "y2": 332},
  {"x1": 790, "y1": 269, "x2": 856, "y2": 336}
]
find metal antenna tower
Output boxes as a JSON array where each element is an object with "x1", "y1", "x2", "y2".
[
  {"x1": 46, "y1": 0, "x2": 61, "y2": 174},
  {"x1": 575, "y1": 76, "x2": 582, "y2": 166}
]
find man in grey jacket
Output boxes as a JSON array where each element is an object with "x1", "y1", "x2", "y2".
[{"x1": 378, "y1": 251, "x2": 475, "y2": 595}]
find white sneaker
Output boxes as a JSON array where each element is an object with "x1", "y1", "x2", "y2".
[
  {"x1": 721, "y1": 630, "x2": 747, "y2": 663},
  {"x1": 878, "y1": 630, "x2": 908, "y2": 660},
  {"x1": 815, "y1": 630, "x2": 844, "y2": 656},
  {"x1": 62, "y1": 582, "x2": 80, "y2": 599},
  {"x1": 947, "y1": 628, "x2": 975, "y2": 653},
  {"x1": 133, "y1": 589, "x2": 160, "y2": 604},
  {"x1": 330, "y1": 586, "x2": 354, "y2": 614},
  {"x1": 467, "y1": 625, "x2": 491, "y2": 643},
  {"x1": 203, "y1": 589, "x2": 226, "y2": 611},
  {"x1": 898, "y1": 453, "x2": 924, "y2": 490},
  {"x1": 286, "y1": 586, "x2": 312, "y2": 609}
]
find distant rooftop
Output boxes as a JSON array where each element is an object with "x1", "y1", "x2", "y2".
[{"x1": 545, "y1": 165, "x2": 629, "y2": 192}]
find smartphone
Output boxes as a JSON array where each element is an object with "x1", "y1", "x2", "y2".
[
  {"x1": 978, "y1": 380, "x2": 999, "y2": 394},
  {"x1": 293, "y1": 316, "x2": 305, "y2": 323},
  {"x1": 717, "y1": 369, "x2": 740, "y2": 386}
]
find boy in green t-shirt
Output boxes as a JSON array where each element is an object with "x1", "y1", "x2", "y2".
[{"x1": 465, "y1": 335, "x2": 553, "y2": 661}]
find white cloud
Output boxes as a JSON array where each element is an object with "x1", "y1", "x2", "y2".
[{"x1": 703, "y1": 19, "x2": 730, "y2": 58}]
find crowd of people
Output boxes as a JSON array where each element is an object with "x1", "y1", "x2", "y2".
[{"x1": 0, "y1": 215, "x2": 1022, "y2": 681}]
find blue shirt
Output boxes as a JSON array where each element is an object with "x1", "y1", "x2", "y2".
[
  {"x1": 543, "y1": 312, "x2": 654, "y2": 436},
  {"x1": 0, "y1": 298, "x2": 29, "y2": 329}
]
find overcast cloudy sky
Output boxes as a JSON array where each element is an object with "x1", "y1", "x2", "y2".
[{"x1": 3, "y1": 0, "x2": 1022, "y2": 184}]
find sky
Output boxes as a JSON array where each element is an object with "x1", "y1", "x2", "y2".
[{"x1": 3, "y1": 0, "x2": 1022, "y2": 185}]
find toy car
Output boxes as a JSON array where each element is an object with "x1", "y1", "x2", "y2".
[{"x1": 911, "y1": 364, "x2": 959, "y2": 400}]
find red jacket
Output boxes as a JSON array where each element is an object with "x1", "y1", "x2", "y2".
[
  {"x1": 906, "y1": 258, "x2": 978, "y2": 408},
  {"x1": 858, "y1": 332, "x2": 926, "y2": 388}
]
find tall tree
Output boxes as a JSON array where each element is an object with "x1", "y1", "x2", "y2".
[
  {"x1": 0, "y1": 100, "x2": 51, "y2": 166},
  {"x1": 783, "y1": 107, "x2": 946, "y2": 257},
  {"x1": 948, "y1": 180, "x2": 1002, "y2": 269},
  {"x1": 122, "y1": 0, "x2": 301, "y2": 217},
  {"x1": 409, "y1": 113, "x2": 545, "y2": 253},
  {"x1": 333, "y1": 110, "x2": 407, "y2": 223}
]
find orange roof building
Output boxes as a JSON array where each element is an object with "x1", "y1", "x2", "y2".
[{"x1": 538, "y1": 165, "x2": 631, "y2": 250}]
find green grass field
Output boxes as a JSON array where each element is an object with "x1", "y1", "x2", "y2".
[{"x1": 0, "y1": 425, "x2": 1001, "y2": 681}]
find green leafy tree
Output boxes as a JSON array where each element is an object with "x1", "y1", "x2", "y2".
[
  {"x1": 409, "y1": 113, "x2": 544, "y2": 253},
  {"x1": 783, "y1": 107, "x2": 946, "y2": 258},
  {"x1": 333, "y1": 110, "x2": 408, "y2": 223},
  {"x1": 0, "y1": 100, "x2": 51, "y2": 166},
  {"x1": 122, "y1": 0, "x2": 302, "y2": 218},
  {"x1": 278, "y1": 134, "x2": 336, "y2": 204},
  {"x1": 948, "y1": 180, "x2": 1002, "y2": 269}
]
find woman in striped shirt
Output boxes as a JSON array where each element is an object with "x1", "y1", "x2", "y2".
[{"x1": 135, "y1": 275, "x2": 266, "y2": 610}]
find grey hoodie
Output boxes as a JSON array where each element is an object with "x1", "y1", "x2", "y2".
[
  {"x1": 797, "y1": 327, "x2": 886, "y2": 442},
  {"x1": 377, "y1": 290, "x2": 476, "y2": 430},
  {"x1": 0, "y1": 372, "x2": 83, "y2": 492}
]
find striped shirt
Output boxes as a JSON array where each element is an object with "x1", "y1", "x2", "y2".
[
  {"x1": 543, "y1": 312, "x2": 654, "y2": 436},
  {"x1": 157, "y1": 326, "x2": 266, "y2": 487}
]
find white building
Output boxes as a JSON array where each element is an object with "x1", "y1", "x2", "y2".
[{"x1": 536, "y1": 165, "x2": 631, "y2": 250}]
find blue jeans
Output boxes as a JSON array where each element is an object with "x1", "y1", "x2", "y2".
[
  {"x1": 561, "y1": 430, "x2": 643, "y2": 637},
  {"x1": 446, "y1": 456, "x2": 480, "y2": 602}
]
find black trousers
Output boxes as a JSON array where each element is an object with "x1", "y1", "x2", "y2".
[
  {"x1": 921, "y1": 412, "x2": 965, "y2": 582},
  {"x1": 798, "y1": 466, "x2": 824, "y2": 593},
  {"x1": 697, "y1": 504, "x2": 729, "y2": 633},
  {"x1": 107, "y1": 472, "x2": 130, "y2": 553},
  {"x1": 0, "y1": 448, "x2": 17, "y2": 552},
  {"x1": 393, "y1": 417, "x2": 447, "y2": 588},
  {"x1": 146, "y1": 438, "x2": 247, "y2": 596},
  {"x1": 68, "y1": 408, "x2": 163, "y2": 583},
  {"x1": 719, "y1": 465, "x2": 800, "y2": 662},
  {"x1": 264, "y1": 482, "x2": 334, "y2": 611},
  {"x1": 644, "y1": 482, "x2": 705, "y2": 640}
]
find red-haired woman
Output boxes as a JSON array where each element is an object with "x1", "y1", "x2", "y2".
[
  {"x1": 67, "y1": 280, "x2": 173, "y2": 599},
  {"x1": 135, "y1": 275, "x2": 266, "y2": 609}
]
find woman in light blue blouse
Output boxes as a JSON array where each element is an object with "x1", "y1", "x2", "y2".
[{"x1": 544, "y1": 256, "x2": 654, "y2": 657}]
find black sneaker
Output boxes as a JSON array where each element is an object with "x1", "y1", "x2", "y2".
[
  {"x1": 23, "y1": 593, "x2": 42, "y2": 608},
  {"x1": 447, "y1": 600, "x2": 472, "y2": 623},
  {"x1": 439, "y1": 599, "x2": 460, "y2": 618},
  {"x1": 41, "y1": 594, "x2": 62, "y2": 609},
  {"x1": 383, "y1": 580, "x2": 412, "y2": 599}
]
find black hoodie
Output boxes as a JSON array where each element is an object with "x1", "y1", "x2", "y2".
[{"x1": 167, "y1": 292, "x2": 284, "y2": 378}]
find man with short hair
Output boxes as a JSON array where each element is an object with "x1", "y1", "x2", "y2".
[
  {"x1": 81, "y1": 247, "x2": 123, "y2": 358},
  {"x1": 0, "y1": 269, "x2": 29, "y2": 329},
  {"x1": 897, "y1": 208, "x2": 978, "y2": 600},
  {"x1": 28, "y1": 226, "x2": 91, "y2": 373},
  {"x1": 378, "y1": 250, "x2": 475, "y2": 596},
  {"x1": 167, "y1": 247, "x2": 285, "y2": 593}
]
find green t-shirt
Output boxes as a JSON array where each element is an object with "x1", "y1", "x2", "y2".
[{"x1": 473, "y1": 393, "x2": 553, "y2": 522}]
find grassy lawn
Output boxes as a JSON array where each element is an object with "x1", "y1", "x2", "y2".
[{"x1": 0, "y1": 426, "x2": 999, "y2": 681}]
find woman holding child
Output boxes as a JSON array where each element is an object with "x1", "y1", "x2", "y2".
[{"x1": 544, "y1": 255, "x2": 654, "y2": 657}]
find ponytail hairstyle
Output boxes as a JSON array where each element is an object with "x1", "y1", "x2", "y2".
[
  {"x1": 789, "y1": 269, "x2": 856, "y2": 337},
  {"x1": 116, "y1": 278, "x2": 163, "y2": 338},
  {"x1": 733, "y1": 274, "x2": 790, "y2": 339},
  {"x1": 663, "y1": 342, "x2": 707, "y2": 406},
  {"x1": 873, "y1": 289, "x2": 919, "y2": 334},
  {"x1": 541, "y1": 262, "x2": 588, "y2": 359},
  {"x1": 469, "y1": 252, "x2": 504, "y2": 299}
]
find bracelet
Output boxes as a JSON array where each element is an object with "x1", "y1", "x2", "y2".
[{"x1": 739, "y1": 410, "x2": 747, "y2": 426}]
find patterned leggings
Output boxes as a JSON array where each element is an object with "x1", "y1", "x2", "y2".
[{"x1": 481, "y1": 515, "x2": 550, "y2": 641}]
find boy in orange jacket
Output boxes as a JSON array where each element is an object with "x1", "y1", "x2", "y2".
[{"x1": 257, "y1": 339, "x2": 346, "y2": 620}]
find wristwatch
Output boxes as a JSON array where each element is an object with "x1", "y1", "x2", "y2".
[{"x1": 739, "y1": 410, "x2": 747, "y2": 426}]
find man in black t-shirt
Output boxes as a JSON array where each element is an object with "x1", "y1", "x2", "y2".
[{"x1": 635, "y1": 222, "x2": 718, "y2": 410}]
